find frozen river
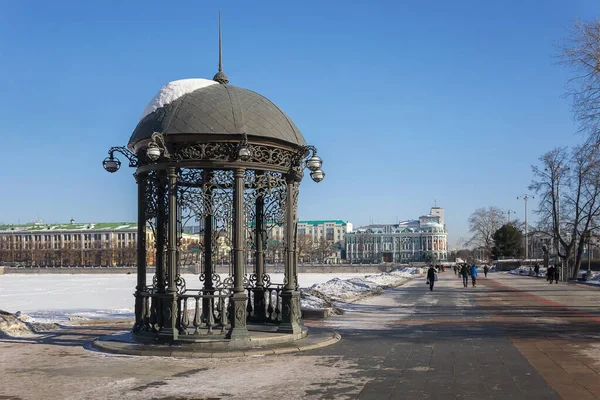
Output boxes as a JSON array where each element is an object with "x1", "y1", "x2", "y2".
[{"x1": 0, "y1": 273, "x2": 367, "y2": 322}]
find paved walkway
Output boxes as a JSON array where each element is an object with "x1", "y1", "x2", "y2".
[{"x1": 0, "y1": 272, "x2": 599, "y2": 399}]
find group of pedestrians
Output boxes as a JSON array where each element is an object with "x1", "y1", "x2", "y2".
[
  {"x1": 429, "y1": 263, "x2": 488, "y2": 291},
  {"x1": 457, "y1": 264, "x2": 478, "y2": 287},
  {"x1": 547, "y1": 264, "x2": 560, "y2": 284}
]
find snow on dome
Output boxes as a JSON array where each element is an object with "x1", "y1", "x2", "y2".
[{"x1": 140, "y1": 78, "x2": 218, "y2": 120}]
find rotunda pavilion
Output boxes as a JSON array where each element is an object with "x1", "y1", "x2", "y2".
[{"x1": 102, "y1": 61, "x2": 325, "y2": 347}]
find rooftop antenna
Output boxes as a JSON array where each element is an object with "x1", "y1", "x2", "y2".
[{"x1": 213, "y1": 12, "x2": 229, "y2": 84}]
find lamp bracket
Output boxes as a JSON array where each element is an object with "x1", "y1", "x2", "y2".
[
  {"x1": 150, "y1": 132, "x2": 171, "y2": 159},
  {"x1": 108, "y1": 146, "x2": 138, "y2": 168}
]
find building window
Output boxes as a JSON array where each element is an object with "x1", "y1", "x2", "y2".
[{"x1": 326, "y1": 228, "x2": 334, "y2": 241}]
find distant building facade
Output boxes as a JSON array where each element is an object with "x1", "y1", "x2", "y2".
[
  {"x1": 0, "y1": 221, "x2": 141, "y2": 266},
  {"x1": 0, "y1": 219, "x2": 352, "y2": 267},
  {"x1": 345, "y1": 207, "x2": 448, "y2": 263},
  {"x1": 265, "y1": 220, "x2": 350, "y2": 264}
]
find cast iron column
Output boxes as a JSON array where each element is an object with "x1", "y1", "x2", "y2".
[
  {"x1": 252, "y1": 181, "x2": 266, "y2": 322},
  {"x1": 227, "y1": 168, "x2": 249, "y2": 341},
  {"x1": 279, "y1": 174, "x2": 302, "y2": 334},
  {"x1": 133, "y1": 172, "x2": 147, "y2": 332},
  {"x1": 156, "y1": 173, "x2": 167, "y2": 294},
  {"x1": 160, "y1": 166, "x2": 178, "y2": 340},
  {"x1": 202, "y1": 170, "x2": 215, "y2": 326}
]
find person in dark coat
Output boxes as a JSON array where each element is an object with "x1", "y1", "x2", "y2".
[
  {"x1": 427, "y1": 265, "x2": 437, "y2": 291},
  {"x1": 534, "y1": 264, "x2": 540, "y2": 277},
  {"x1": 483, "y1": 265, "x2": 489, "y2": 278},
  {"x1": 460, "y1": 264, "x2": 469, "y2": 288},
  {"x1": 548, "y1": 265, "x2": 555, "y2": 284},
  {"x1": 554, "y1": 266, "x2": 560, "y2": 284}
]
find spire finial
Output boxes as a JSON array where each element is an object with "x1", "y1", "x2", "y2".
[{"x1": 213, "y1": 12, "x2": 229, "y2": 84}]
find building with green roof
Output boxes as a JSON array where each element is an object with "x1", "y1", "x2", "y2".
[{"x1": 0, "y1": 220, "x2": 140, "y2": 266}]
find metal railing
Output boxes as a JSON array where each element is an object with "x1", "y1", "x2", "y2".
[{"x1": 136, "y1": 282, "x2": 286, "y2": 337}]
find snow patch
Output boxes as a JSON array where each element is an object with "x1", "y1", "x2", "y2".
[
  {"x1": 0, "y1": 270, "x2": 422, "y2": 324},
  {"x1": 141, "y1": 78, "x2": 218, "y2": 120},
  {"x1": 301, "y1": 267, "x2": 422, "y2": 311},
  {"x1": 580, "y1": 343, "x2": 600, "y2": 367},
  {"x1": 507, "y1": 266, "x2": 600, "y2": 284},
  {"x1": 0, "y1": 310, "x2": 32, "y2": 336},
  {"x1": 508, "y1": 266, "x2": 547, "y2": 277}
]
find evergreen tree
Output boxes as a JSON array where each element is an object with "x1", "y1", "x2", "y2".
[{"x1": 491, "y1": 224, "x2": 523, "y2": 260}]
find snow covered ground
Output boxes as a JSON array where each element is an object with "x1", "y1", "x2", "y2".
[
  {"x1": 507, "y1": 265, "x2": 600, "y2": 284},
  {"x1": 302, "y1": 267, "x2": 423, "y2": 310},
  {"x1": 0, "y1": 268, "x2": 423, "y2": 325},
  {"x1": 507, "y1": 265, "x2": 548, "y2": 278}
]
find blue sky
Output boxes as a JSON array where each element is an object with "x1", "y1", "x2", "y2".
[{"x1": 1, "y1": 0, "x2": 598, "y2": 247}]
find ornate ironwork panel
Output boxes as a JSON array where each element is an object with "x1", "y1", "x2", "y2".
[{"x1": 173, "y1": 142, "x2": 303, "y2": 173}]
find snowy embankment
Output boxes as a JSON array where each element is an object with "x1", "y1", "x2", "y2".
[
  {"x1": 301, "y1": 267, "x2": 423, "y2": 313},
  {"x1": 507, "y1": 266, "x2": 548, "y2": 278},
  {"x1": 0, "y1": 268, "x2": 423, "y2": 335},
  {"x1": 507, "y1": 265, "x2": 600, "y2": 284},
  {"x1": 0, "y1": 310, "x2": 58, "y2": 337}
]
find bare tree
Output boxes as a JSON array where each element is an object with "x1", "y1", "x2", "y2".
[
  {"x1": 314, "y1": 237, "x2": 336, "y2": 263},
  {"x1": 467, "y1": 206, "x2": 505, "y2": 260},
  {"x1": 455, "y1": 249, "x2": 473, "y2": 262},
  {"x1": 559, "y1": 19, "x2": 600, "y2": 140},
  {"x1": 530, "y1": 145, "x2": 600, "y2": 278},
  {"x1": 354, "y1": 231, "x2": 374, "y2": 263},
  {"x1": 296, "y1": 234, "x2": 313, "y2": 264},
  {"x1": 0, "y1": 236, "x2": 9, "y2": 262}
]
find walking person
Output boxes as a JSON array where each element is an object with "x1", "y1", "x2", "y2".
[
  {"x1": 548, "y1": 265, "x2": 555, "y2": 284},
  {"x1": 427, "y1": 265, "x2": 437, "y2": 291},
  {"x1": 453, "y1": 265, "x2": 458, "y2": 275},
  {"x1": 554, "y1": 266, "x2": 560, "y2": 284},
  {"x1": 460, "y1": 264, "x2": 469, "y2": 288},
  {"x1": 483, "y1": 265, "x2": 489, "y2": 278},
  {"x1": 470, "y1": 264, "x2": 478, "y2": 287}
]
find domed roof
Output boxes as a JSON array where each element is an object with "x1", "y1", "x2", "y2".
[{"x1": 128, "y1": 79, "x2": 306, "y2": 149}]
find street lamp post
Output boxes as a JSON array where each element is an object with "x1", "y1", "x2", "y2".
[
  {"x1": 517, "y1": 194, "x2": 534, "y2": 265},
  {"x1": 506, "y1": 209, "x2": 516, "y2": 224}
]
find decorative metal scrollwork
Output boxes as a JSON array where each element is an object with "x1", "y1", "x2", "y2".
[
  {"x1": 173, "y1": 142, "x2": 237, "y2": 163},
  {"x1": 262, "y1": 273, "x2": 272, "y2": 288},
  {"x1": 173, "y1": 142, "x2": 303, "y2": 172},
  {"x1": 175, "y1": 274, "x2": 187, "y2": 294},
  {"x1": 219, "y1": 275, "x2": 234, "y2": 289},
  {"x1": 198, "y1": 272, "x2": 222, "y2": 289},
  {"x1": 248, "y1": 273, "x2": 258, "y2": 285}
]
